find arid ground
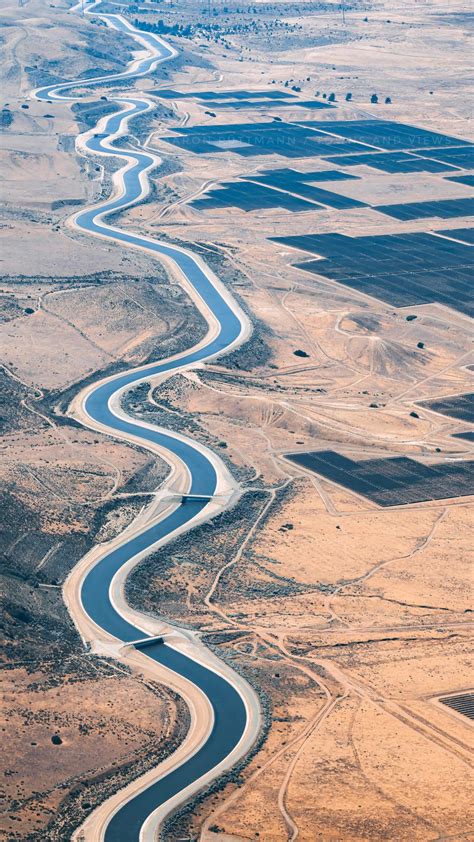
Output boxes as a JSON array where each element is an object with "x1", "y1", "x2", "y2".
[{"x1": 1, "y1": 0, "x2": 472, "y2": 840}]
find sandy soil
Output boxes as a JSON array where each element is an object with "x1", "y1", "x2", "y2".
[
  {"x1": 119, "y1": 2, "x2": 473, "y2": 840},
  {"x1": 0, "y1": 666, "x2": 185, "y2": 841},
  {"x1": 2, "y1": 0, "x2": 473, "y2": 839}
]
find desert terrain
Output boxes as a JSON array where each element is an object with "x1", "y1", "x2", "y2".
[{"x1": 1, "y1": 0, "x2": 472, "y2": 840}]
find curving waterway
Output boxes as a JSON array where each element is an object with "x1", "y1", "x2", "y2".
[{"x1": 35, "y1": 2, "x2": 258, "y2": 839}]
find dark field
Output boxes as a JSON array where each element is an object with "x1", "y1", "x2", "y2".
[
  {"x1": 299, "y1": 119, "x2": 472, "y2": 150},
  {"x1": 161, "y1": 121, "x2": 374, "y2": 158},
  {"x1": 439, "y1": 693, "x2": 474, "y2": 721},
  {"x1": 249, "y1": 169, "x2": 364, "y2": 206},
  {"x1": 152, "y1": 89, "x2": 333, "y2": 110},
  {"x1": 192, "y1": 181, "x2": 318, "y2": 212},
  {"x1": 256, "y1": 168, "x2": 359, "y2": 183},
  {"x1": 270, "y1": 231, "x2": 473, "y2": 317},
  {"x1": 195, "y1": 99, "x2": 334, "y2": 111},
  {"x1": 324, "y1": 150, "x2": 457, "y2": 173},
  {"x1": 160, "y1": 116, "x2": 473, "y2": 165},
  {"x1": 153, "y1": 89, "x2": 297, "y2": 100},
  {"x1": 191, "y1": 167, "x2": 365, "y2": 212},
  {"x1": 420, "y1": 392, "x2": 474, "y2": 423},
  {"x1": 452, "y1": 431, "x2": 474, "y2": 442},
  {"x1": 446, "y1": 174, "x2": 474, "y2": 187},
  {"x1": 286, "y1": 450, "x2": 474, "y2": 506},
  {"x1": 377, "y1": 197, "x2": 474, "y2": 221},
  {"x1": 419, "y1": 146, "x2": 474, "y2": 167},
  {"x1": 436, "y1": 228, "x2": 474, "y2": 244}
]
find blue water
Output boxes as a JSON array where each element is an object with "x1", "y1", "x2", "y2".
[
  {"x1": 35, "y1": 11, "x2": 175, "y2": 101},
  {"x1": 34, "y1": 4, "x2": 251, "y2": 838}
]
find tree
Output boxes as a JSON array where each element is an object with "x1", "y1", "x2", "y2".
[
  {"x1": 328, "y1": 92, "x2": 336, "y2": 102},
  {"x1": 370, "y1": 93, "x2": 378, "y2": 104},
  {"x1": 385, "y1": 96, "x2": 392, "y2": 104},
  {"x1": 345, "y1": 92, "x2": 352, "y2": 101}
]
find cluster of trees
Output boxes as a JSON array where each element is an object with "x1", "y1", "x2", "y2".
[
  {"x1": 133, "y1": 11, "x2": 299, "y2": 40},
  {"x1": 370, "y1": 93, "x2": 392, "y2": 104},
  {"x1": 1, "y1": 107, "x2": 13, "y2": 127},
  {"x1": 276, "y1": 84, "x2": 394, "y2": 104},
  {"x1": 133, "y1": 18, "x2": 192, "y2": 36},
  {"x1": 316, "y1": 91, "x2": 392, "y2": 104}
]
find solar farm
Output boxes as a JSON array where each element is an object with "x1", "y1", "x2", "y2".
[
  {"x1": 286, "y1": 451, "x2": 474, "y2": 505},
  {"x1": 376, "y1": 197, "x2": 474, "y2": 221},
  {"x1": 191, "y1": 168, "x2": 365, "y2": 212},
  {"x1": 436, "y1": 228, "x2": 474, "y2": 244},
  {"x1": 5, "y1": 3, "x2": 473, "y2": 837},
  {"x1": 419, "y1": 146, "x2": 474, "y2": 168},
  {"x1": 192, "y1": 181, "x2": 319, "y2": 212},
  {"x1": 161, "y1": 120, "x2": 374, "y2": 157},
  {"x1": 323, "y1": 151, "x2": 458, "y2": 173},
  {"x1": 155, "y1": 94, "x2": 474, "y2": 523},
  {"x1": 447, "y1": 174, "x2": 474, "y2": 187},
  {"x1": 452, "y1": 431, "x2": 474, "y2": 442},
  {"x1": 154, "y1": 89, "x2": 299, "y2": 99},
  {"x1": 160, "y1": 117, "x2": 473, "y2": 167},
  {"x1": 296, "y1": 118, "x2": 472, "y2": 150},
  {"x1": 271, "y1": 231, "x2": 473, "y2": 317},
  {"x1": 419, "y1": 393, "x2": 474, "y2": 443},
  {"x1": 195, "y1": 100, "x2": 333, "y2": 111},
  {"x1": 439, "y1": 693, "x2": 474, "y2": 721},
  {"x1": 156, "y1": 110, "x2": 474, "y2": 241},
  {"x1": 153, "y1": 88, "x2": 335, "y2": 111},
  {"x1": 420, "y1": 392, "x2": 474, "y2": 423}
]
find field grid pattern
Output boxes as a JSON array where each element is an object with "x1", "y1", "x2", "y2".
[
  {"x1": 270, "y1": 232, "x2": 474, "y2": 317},
  {"x1": 286, "y1": 451, "x2": 474, "y2": 505}
]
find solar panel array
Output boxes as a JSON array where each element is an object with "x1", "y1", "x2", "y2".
[
  {"x1": 435, "y1": 228, "x2": 474, "y2": 245},
  {"x1": 196, "y1": 99, "x2": 334, "y2": 111},
  {"x1": 377, "y1": 197, "x2": 474, "y2": 221},
  {"x1": 446, "y1": 174, "x2": 474, "y2": 187},
  {"x1": 152, "y1": 88, "x2": 335, "y2": 110},
  {"x1": 249, "y1": 169, "x2": 364, "y2": 207},
  {"x1": 152, "y1": 88, "x2": 298, "y2": 100},
  {"x1": 297, "y1": 119, "x2": 472, "y2": 150},
  {"x1": 421, "y1": 393, "x2": 474, "y2": 423},
  {"x1": 253, "y1": 168, "x2": 360, "y2": 182},
  {"x1": 270, "y1": 231, "x2": 473, "y2": 317},
  {"x1": 433, "y1": 228, "x2": 474, "y2": 246},
  {"x1": 452, "y1": 431, "x2": 474, "y2": 442},
  {"x1": 191, "y1": 168, "x2": 365, "y2": 213},
  {"x1": 323, "y1": 151, "x2": 457, "y2": 173},
  {"x1": 192, "y1": 181, "x2": 318, "y2": 212},
  {"x1": 159, "y1": 116, "x2": 474, "y2": 195},
  {"x1": 420, "y1": 146, "x2": 474, "y2": 168},
  {"x1": 439, "y1": 693, "x2": 474, "y2": 721},
  {"x1": 161, "y1": 121, "x2": 376, "y2": 158},
  {"x1": 286, "y1": 450, "x2": 474, "y2": 505}
]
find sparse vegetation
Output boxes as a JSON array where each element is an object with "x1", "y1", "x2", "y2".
[
  {"x1": 1, "y1": 107, "x2": 13, "y2": 127},
  {"x1": 3, "y1": 2, "x2": 472, "y2": 841}
]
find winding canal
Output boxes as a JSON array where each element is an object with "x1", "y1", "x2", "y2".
[{"x1": 35, "y1": 2, "x2": 258, "y2": 839}]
